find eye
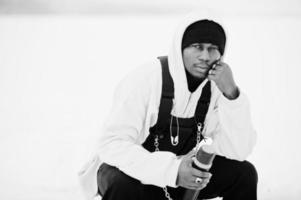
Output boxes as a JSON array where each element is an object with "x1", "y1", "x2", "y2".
[
  {"x1": 190, "y1": 43, "x2": 202, "y2": 50},
  {"x1": 208, "y1": 46, "x2": 219, "y2": 52}
]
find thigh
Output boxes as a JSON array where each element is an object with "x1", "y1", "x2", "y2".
[{"x1": 97, "y1": 163, "x2": 183, "y2": 200}]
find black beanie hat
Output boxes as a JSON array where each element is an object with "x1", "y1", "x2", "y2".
[{"x1": 182, "y1": 19, "x2": 226, "y2": 55}]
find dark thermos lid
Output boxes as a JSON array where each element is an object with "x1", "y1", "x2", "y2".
[{"x1": 196, "y1": 145, "x2": 215, "y2": 165}]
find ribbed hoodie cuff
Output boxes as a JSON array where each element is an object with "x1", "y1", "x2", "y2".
[
  {"x1": 220, "y1": 88, "x2": 246, "y2": 108},
  {"x1": 166, "y1": 157, "x2": 182, "y2": 188}
]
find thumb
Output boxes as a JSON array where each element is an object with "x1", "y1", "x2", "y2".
[
  {"x1": 183, "y1": 149, "x2": 196, "y2": 167},
  {"x1": 181, "y1": 148, "x2": 197, "y2": 164},
  {"x1": 186, "y1": 148, "x2": 197, "y2": 158}
]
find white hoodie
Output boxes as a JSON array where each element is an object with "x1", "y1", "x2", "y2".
[{"x1": 78, "y1": 12, "x2": 257, "y2": 200}]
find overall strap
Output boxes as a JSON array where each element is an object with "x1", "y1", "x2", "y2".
[
  {"x1": 195, "y1": 81, "x2": 211, "y2": 124},
  {"x1": 150, "y1": 56, "x2": 174, "y2": 134}
]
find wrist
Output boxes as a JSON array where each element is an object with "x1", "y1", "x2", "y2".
[{"x1": 223, "y1": 86, "x2": 239, "y2": 100}]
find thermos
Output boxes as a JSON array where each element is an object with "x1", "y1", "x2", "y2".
[{"x1": 182, "y1": 145, "x2": 215, "y2": 200}]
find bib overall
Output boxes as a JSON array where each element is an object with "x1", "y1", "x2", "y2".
[{"x1": 97, "y1": 57, "x2": 258, "y2": 200}]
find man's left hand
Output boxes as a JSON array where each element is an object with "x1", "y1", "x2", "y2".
[{"x1": 207, "y1": 61, "x2": 239, "y2": 100}]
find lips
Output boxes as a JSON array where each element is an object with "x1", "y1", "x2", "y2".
[{"x1": 194, "y1": 64, "x2": 209, "y2": 70}]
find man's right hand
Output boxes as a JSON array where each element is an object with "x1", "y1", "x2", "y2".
[{"x1": 176, "y1": 149, "x2": 212, "y2": 190}]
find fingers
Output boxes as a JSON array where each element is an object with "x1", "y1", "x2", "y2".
[
  {"x1": 191, "y1": 168, "x2": 212, "y2": 179},
  {"x1": 185, "y1": 176, "x2": 211, "y2": 190},
  {"x1": 208, "y1": 64, "x2": 222, "y2": 76},
  {"x1": 177, "y1": 150, "x2": 213, "y2": 190},
  {"x1": 186, "y1": 183, "x2": 207, "y2": 190},
  {"x1": 208, "y1": 64, "x2": 225, "y2": 81},
  {"x1": 190, "y1": 168, "x2": 212, "y2": 189},
  {"x1": 178, "y1": 172, "x2": 212, "y2": 190},
  {"x1": 187, "y1": 168, "x2": 212, "y2": 189}
]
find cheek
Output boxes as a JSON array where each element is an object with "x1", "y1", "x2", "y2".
[
  {"x1": 212, "y1": 51, "x2": 221, "y2": 60},
  {"x1": 183, "y1": 51, "x2": 194, "y2": 65},
  {"x1": 183, "y1": 55, "x2": 194, "y2": 71},
  {"x1": 182, "y1": 52, "x2": 188, "y2": 66}
]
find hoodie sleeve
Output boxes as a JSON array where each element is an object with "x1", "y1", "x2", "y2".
[
  {"x1": 96, "y1": 68, "x2": 181, "y2": 188},
  {"x1": 211, "y1": 89, "x2": 257, "y2": 161}
]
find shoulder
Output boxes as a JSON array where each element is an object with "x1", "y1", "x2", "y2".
[
  {"x1": 114, "y1": 59, "x2": 162, "y2": 99},
  {"x1": 127, "y1": 59, "x2": 162, "y2": 82}
]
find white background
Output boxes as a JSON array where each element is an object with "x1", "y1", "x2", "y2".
[{"x1": 0, "y1": 1, "x2": 301, "y2": 199}]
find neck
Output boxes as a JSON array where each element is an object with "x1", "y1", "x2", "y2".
[{"x1": 185, "y1": 69, "x2": 205, "y2": 92}]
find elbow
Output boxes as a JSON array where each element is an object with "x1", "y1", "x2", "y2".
[
  {"x1": 233, "y1": 138, "x2": 256, "y2": 161},
  {"x1": 222, "y1": 136, "x2": 256, "y2": 162},
  {"x1": 223, "y1": 147, "x2": 252, "y2": 162},
  {"x1": 234, "y1": 148, "x2": 253, "y2": 161},
  {"x1": 234, "y1": 129, "x2": 257, "y2": 161}
]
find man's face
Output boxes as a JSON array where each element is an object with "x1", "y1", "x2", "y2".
[{"x1": 182, "y1": 43, "x2": 221, "y2": 79}]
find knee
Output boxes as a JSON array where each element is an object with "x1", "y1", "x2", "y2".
[
  {"x1": 98, "y1": 164, "x2": 142, "y2": 198},
  {"x1": 111, "y1": 171, "x2": 141, "y2": 192},
  {"x1": 106, "y1": 170, "x2": 142, "y2": 198},
  {"x1": 239, "y1": 161, "x2": 258, "y2": 186}
]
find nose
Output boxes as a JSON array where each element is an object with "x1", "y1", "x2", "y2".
[{"x1": 197, "y1": 50, "x2": 210, "y2": 62}]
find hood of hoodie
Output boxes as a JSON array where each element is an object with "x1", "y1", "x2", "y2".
[{"x1": 167, "y1": 12, "x2": 227, "y2": 117}]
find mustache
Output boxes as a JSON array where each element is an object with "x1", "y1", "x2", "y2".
[{"x1": 195, "y1": 59, "x2": 220, "y2": 69}]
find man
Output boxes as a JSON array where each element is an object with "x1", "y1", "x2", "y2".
[{"x1": 79, "y1": 13, "x2": 258, "y2": 200}]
